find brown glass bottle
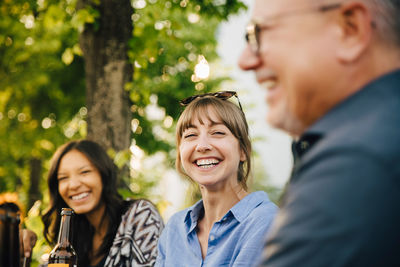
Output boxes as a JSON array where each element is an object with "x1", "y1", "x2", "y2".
[
  {"x1": 0, "y1": 204, "x2": 21, "y2": 267},
  {"x1": 48, "y1": 208, "x2": 77, "y2": 267}
]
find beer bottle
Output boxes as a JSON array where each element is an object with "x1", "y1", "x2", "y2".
[
  {"x1": 48, "y1": 208, "x2": 77, "y2": 267},
  {"x1": 0, "y1": 207, "x2": 6, "y2": 267},
  {"x1": 9, "y1": 209, "x2": 20, "y2": 267},
  {"x1": 0, "y1": 204, "x2": 21, "y2": 267}
]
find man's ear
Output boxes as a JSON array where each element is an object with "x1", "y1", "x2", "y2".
[{"x1": 335, "y1": 2, "x2": 374, "y2": 62}]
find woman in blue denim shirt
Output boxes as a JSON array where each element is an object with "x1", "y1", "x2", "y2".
[{"x1": 156, "y1": 91, "x2": 278, "y2": 267}]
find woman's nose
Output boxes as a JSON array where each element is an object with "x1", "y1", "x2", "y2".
[
  {"x1": 195, "y1": 137, "x2": 212, "y2": 152},
  {"x1": 68, "y1": 176, "x2": 81, "y2": 189}
]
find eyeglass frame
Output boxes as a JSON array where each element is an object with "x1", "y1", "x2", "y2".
[
  {"x1": 179, "y1": 90, "x2": 244, "y2": 111},
  {"x1": 245, "y1": 3, "x2": 343, "y2": 54}
]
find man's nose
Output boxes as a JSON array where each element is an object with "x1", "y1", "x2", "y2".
[{"x1": 238, "y1": 45, "x2": 261, "y2": 71}]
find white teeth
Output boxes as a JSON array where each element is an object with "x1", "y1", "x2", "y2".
[
  {"x1": 71, "y1": 192, "x2": 89, "y2": 200},
  {"x1": 199, "y1": 164, "x2": 215, "y2": 169},
  {"x1": 261, "y1": 80, "x2": 277, "y2": 90},
  {"x1": 196, "y1": 159, "x2": 219, "y2": 168}
]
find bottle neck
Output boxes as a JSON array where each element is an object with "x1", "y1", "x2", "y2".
[{"x1": 57, "y1": 213, "x2": 72, "y2": 246}]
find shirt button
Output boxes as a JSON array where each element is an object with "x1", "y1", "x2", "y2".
[
  {"x1": 300, "y1": 141, "x2": 309, "y2": 150},
  {"x1": 210, "y1": 235, "x2": 215, "y2": 241}
]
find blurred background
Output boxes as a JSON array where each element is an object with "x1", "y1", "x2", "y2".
[{"x1": 0, "y1": 0, "x2": 292, "y2": 265}]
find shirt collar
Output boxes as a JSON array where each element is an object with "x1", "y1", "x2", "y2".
[
  {"x1": 296, "y1": 69, "x2": 400, "y2": 160},
  {"x1": 184, "y1": 199, "x2": 204, "y2": 234},
  {"x1": 307, "y1": 69, "x2": 400, "y2": 136},
  {"x1": 183, "y1": 191, "x2": 269, "y2": 234},
  {"x1": 230, "y1": 191, "x2": 269, "y2": 222}
]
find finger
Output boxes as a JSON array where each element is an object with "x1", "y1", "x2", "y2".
[
  {"x1": 28, "y1": 231, "x2": 37, "y2": 247},
  {"x1": 19, "y1": 229, "x2": 24, "y2": 256},
  {"x1": 22, "y1": 229, "x2": 37, "y2": 258}
]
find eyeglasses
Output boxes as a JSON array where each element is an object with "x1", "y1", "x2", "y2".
[
  {"x1": 179, "y1": 90, "x2": 243, "y2": 111},
  {"x1": 245, "y1": 3, "x2": 342, "y2": 54}
]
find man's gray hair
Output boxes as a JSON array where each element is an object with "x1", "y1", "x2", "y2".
[{"x1": 364, "y1": 0, "x2": 400, "y2": 46}]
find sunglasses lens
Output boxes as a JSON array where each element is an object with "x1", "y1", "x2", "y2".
[
  {"x1": 179, "y1": 96, "x2": 195, "y2": 106},
  {"x1": 216, "y1": 91, "x2": 235, "y2": 100},
  {"x1": 179, "y1": 91, "x2": 242, "y2": 111}
]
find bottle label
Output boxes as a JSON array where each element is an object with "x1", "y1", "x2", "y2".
[{"x1": 48, "y1": 264, "x2": 69, "y2": 267}]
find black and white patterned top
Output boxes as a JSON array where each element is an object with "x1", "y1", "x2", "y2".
[{"x1": 104, "y1": 199, "x2": 164, "y2": 267}]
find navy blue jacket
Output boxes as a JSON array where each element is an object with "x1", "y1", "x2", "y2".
[{"x1": 260, "y1": 70, "x2": 400, "y2": 267}]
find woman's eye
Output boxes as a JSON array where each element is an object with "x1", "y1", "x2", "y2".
[
  {"x1": 81, "y1": 170, "x2": 91, "y2": 175},
  {"x1": 184, "y1": 133, "x2": 196, "y2": 138},
  {"x1": 213, "y1": 131, "x2": 225, "y2": 135},
  {"x1": 58, "y1": 176, "x2": 67, "y2": 181}
]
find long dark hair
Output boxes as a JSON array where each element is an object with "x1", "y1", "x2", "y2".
[{"x1": 42, "y1": 140, "x2": 127, "y2": 266}]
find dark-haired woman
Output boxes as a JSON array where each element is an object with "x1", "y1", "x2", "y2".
[{"x1": 42, "y1": 140, "x2": 164, "y2": 267}]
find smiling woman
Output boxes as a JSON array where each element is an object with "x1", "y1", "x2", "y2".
[
  {"x1": 155, "y1": 91, "x2": 278, "y2": 267},
  {"x1": 41, "y1": 140, "x2": 164, "y2": 267}
]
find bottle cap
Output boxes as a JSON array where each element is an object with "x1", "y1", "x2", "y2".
[{"x1": 61, "y1": 208, "x2": 75, "y2": 216}]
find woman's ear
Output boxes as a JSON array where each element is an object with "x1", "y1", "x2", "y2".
[{"x1": 240, "y1": 149, "x2": 247, "y2": 162}]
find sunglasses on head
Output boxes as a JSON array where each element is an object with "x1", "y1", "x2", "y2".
[{"x1": 179, "y1": 91, "x2": 243, "y2": 111}]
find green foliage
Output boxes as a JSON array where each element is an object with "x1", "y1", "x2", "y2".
[
  {"x1": 24, "y1": 201, "x2": 51, "y2": 266},
  {"x1": 0, "y1": 0, "x2": 247, "y2": 193},
  {"x1": 0, "y1": 0, "x2": 86, "y2": 195},
  {"x1": 191, "y1": 0, "x2": 247, "y2": 19},
  {"x1": 129, "y1": 0, "x2": 247, "y2": 156},
  {"x1": 1, "y1": 0, "x2": 250, "y2": 263}
]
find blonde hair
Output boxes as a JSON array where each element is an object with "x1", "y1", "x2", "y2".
[{"x1": 176, "y1": 96, "x2": 252, "y2": 190}]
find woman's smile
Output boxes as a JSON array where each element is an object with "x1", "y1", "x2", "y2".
[{"x1": 195, "y1": 158, "x2": 221, "y2": 169}]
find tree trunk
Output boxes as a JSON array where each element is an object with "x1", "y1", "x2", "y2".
[
  {"x1": 78, "y1": 0, "x2": 133, "y2": 153},
  {"x1": 28, "y1": 157, "x2": 42, "y2": 210}
]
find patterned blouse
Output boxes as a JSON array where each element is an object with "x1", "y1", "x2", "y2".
[
  {"x1": 40, "y1": 199, "x2": 163, "y2": 267},
  {"x1": 104, "y1": 199, "x2": 164, "y2": 267}
]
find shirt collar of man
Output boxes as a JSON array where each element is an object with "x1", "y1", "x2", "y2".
[
  {"x1": 308, "y1": 69, "x2": 400, "y2": 137},
  {"x1": 183, "y1": 191, "x2": 270, "y2": 234},
  {"x1": 293, "y1": 68, "x2": 400, "y2": 163}
]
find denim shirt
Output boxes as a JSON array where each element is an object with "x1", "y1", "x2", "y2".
[{"x1": 155, "y1": 191, "x2": 278, "y2": 267}]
